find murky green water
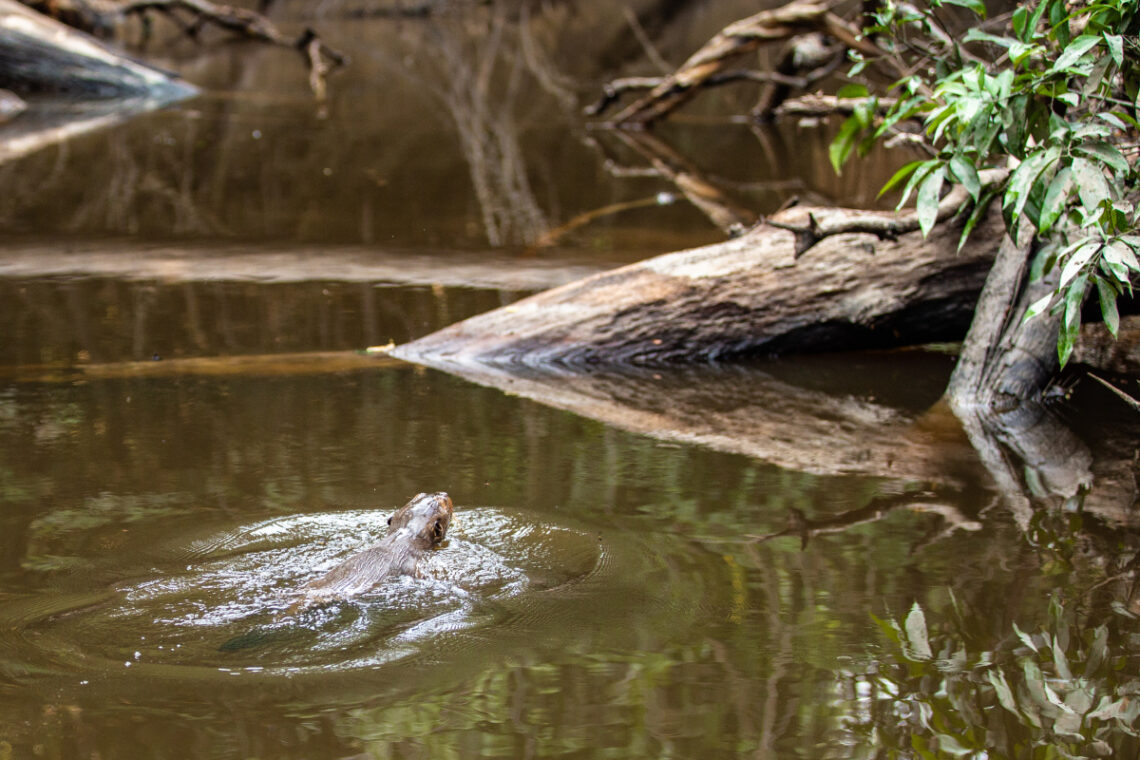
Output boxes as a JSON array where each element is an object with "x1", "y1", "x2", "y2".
[
  {"x1": 0, "y1": 357, "x2": 1077, "y2": 758},
  {"x1": 1, "y1": 1, "x2": 1135, "y2": 758}
]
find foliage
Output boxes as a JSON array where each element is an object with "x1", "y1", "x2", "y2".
[
  {"x1": 832, "y1": 0, "x2": 1140, "y2": 366},
  {"x1": 847, "y1": 596, "x2": 1140, "y2": 759}
]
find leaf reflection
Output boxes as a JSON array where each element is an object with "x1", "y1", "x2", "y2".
[{"x1": 840, "y1": 595, "x2": 1140, "y2": 759}]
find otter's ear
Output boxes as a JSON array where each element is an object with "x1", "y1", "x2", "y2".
[{"x1": 433, "y1": 520, "x2": 443, "y2": 540}]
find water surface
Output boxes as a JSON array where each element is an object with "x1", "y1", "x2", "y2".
[{"x1": 0, "y1": 2, "x2": 1126, "y2": 758}]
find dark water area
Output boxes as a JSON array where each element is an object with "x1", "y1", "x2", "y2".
[{"x1": 1, "y1": 1, "x2": 1138, "y2": 758}]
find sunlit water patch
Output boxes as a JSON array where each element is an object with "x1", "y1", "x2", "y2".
[{"x1": 0, "y1": 507, "x2": 614, "y2": 685}]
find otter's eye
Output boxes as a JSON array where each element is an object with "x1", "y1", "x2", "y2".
[{"x1": 387, "y1": 517, "x2": 392, "y2": 526}]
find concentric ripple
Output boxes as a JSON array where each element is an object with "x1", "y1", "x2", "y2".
[{"x1": 0, "y1": 507, "x2": 607, "y2": 683}]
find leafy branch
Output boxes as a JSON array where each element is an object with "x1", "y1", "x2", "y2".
[{"x1": 833, "y1": 0, "x2": 1140, "y2": 366}]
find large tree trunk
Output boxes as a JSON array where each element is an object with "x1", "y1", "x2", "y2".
[
  {"x1": 394, "y1": 199, "x2": 1003, "y2": 369},
  {"x1": 946, "y1": 225, "x2": 1061, "y2": 409}
]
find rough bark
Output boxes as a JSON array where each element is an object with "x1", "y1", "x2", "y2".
[
  {"x1": 0, "y1": 0, "x2": 195, "y2": 99},
  {"x1": 1075, "y1": 316, "x2": 1140, "y2": 375},
  {"x1": 393, "y1": 199, "x2": 1004, "y2": 369},
  {"x1": 946, "y1": 224, "x2": 1062, "y2": 409}
]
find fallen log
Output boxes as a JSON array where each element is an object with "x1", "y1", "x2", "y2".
[
  {"x1": 16, "y1": 0, "x2": 346, "y2": 100},
  {"x1": 392, "y1": 195, "x2": 1004, "y2": 369},
  {"x1": 0, "y1": 0, "x2": 195, "y2": 99}
]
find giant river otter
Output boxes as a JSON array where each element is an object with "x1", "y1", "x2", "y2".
[{"x1": 285, "y1": 491, "x2": 454, "y2": 615}]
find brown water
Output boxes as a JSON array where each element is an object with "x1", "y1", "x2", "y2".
[{"x1": 0, "y1": 2, "x2": 1133, "y2": 758}]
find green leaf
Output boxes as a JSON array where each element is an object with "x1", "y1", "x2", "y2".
[
  {"x1": 1097, "y1": 277, "x2": 1120, "y2": 337},
  {"x1": 948, "y1": 155, "x2": 981, "y2": 202},
  {"x1": 905, "y1": 602, "x2": 933, "y2": 660},
  {"x1": 939, "y1": 0, "x2": 985, "y2": 17},
  {"x1": 1005, "y1": 148, "x2": 1059, "y2": 226},
  {"x1": 1023, "y1": 0, "x2": 1050, "y2": 43},
  {"x1": 1074, "y1": 141, "x2": 1131, "y2": 174},
  {"x1": 964, "y1": 28, "x2": 1011, "y2": 47},
  {"x1": 1008, "y1": 40, "x2": 1038, "y2": 65},
  {"x1": 1038, "y1": 166, "x2": 1073, "y2": 233},
  {"x1": 836, "y1": 83, "x2": 869, "y2": 99},
  {"x1": 1071, "y1": 157, "x2": 1113, "y2": 217},
  {"x1": 1011, "y1": 4, "x2": 1027, "y2": 41},
  {"x1": 829, "y1": 114, "x2": 863, "y2": 174},
  {"x1": 1060, "y1": 239, "x2": 1099, "y2": 288},
  {"x1": 1096, "y1": 112, "x2": 1128, "y2": 131},
  {"x1": 1104, "y1": 240, "x2": 1140, "y2": 275},
  {"x1": 879, "y1": 159, "x2": 926, "y2": 198},
  {"x1": 1059, "y1": 274, "x2": 1089, "y2": 367},
  {"x1": 1105, "y1": 33, "x2": 1124, "y2": 67},
  {"x1": 958, "y1": 188, "x2": 998, "y2": 252},
  {"x1": 897, "y1": 160, "x2": 937, "y2": 210},
  {"x1": 1023, "y1": 292, "x2": 1055, "y2": 323},
  {"x1": 917, "y1": 166, "x2": 946, "y2": 237},
  {"x1": 1088, "y1": 696, "x2": 1124, "y2": 721},
  {"x1": 1050, "y1": 34, "x2": 1102, "y2": 73}
]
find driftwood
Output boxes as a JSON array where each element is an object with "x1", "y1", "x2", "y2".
[
  {"x1": 393, "y1": 193, "x2": 1004, "y2": 368},
  {"x1": 588, "y1": 0, "x2": 881, "y2": 127},
  {"x1": 16, "y1": 0, "x2": 345, "y2": 100},
  {"x1": 0, "y1": 0, "x2": 196, "y2": 99}
]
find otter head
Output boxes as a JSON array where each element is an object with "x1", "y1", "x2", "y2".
[{"x1": 387, "y1": 492, "x2": 453, "y2": 550}]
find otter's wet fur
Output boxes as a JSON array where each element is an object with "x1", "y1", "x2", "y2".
[
  {"x1": 286, "y1": 491, "x2": 453, "y2": 613},
  {"x1": 220, "y1": 492, "x2": 453, "y2": 652}
]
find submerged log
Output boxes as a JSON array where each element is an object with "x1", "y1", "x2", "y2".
[
  {"x1": 0, "y1": 0, "x2": 195, "y2": 99},
  {"x1": 394, "y1": 198, "x2": 1004, "y2": 369}
]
